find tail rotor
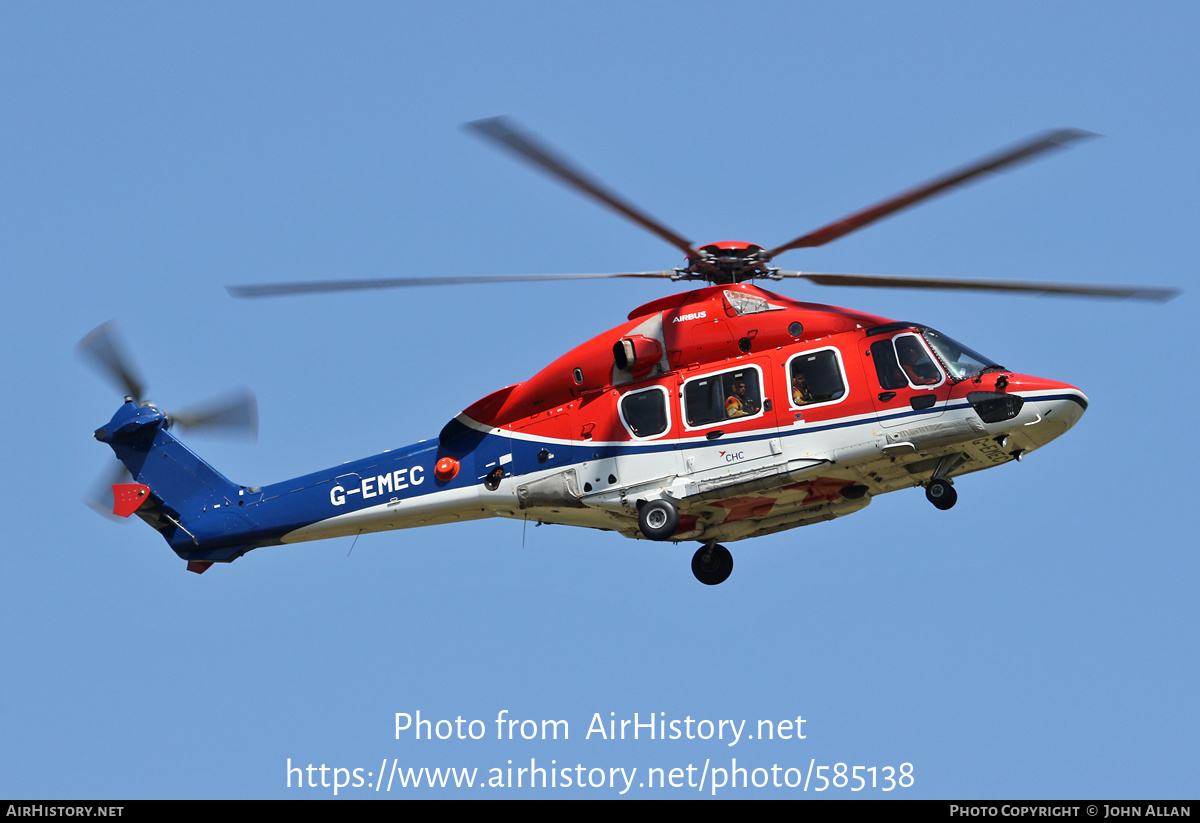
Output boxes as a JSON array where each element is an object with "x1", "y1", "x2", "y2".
[{"x1": 78, "y1": 321, "x2": 258, "y2": 518}]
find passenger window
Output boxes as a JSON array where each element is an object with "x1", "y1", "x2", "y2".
[
  {"x1": 619, "y1": 388, "x2": 669, "y2": 438},
  {"x1": 789, "y1": 350, "x2": 846, "y2": 406},
  {"x1": 684, "y1": 368, "x2": 762, "y2": 427}
]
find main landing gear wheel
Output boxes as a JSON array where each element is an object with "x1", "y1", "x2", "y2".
[
  {"x1": 638, "y1": 499, "x2": 679, "y2": 541},
  {"x1": 692, "y1": 544, "x2": 733, "y2": 586},
  {"x1": 926, "y1": 478, "x2": 957, "y2": 511}
]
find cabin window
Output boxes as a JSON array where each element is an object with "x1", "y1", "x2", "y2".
[
  {"x1": 788, "y1": 348, "x2": 846, "y2": 406},
  {"x1": 619, "y1": 386, "x2": 670, "y2": 439},
  {"x1": 683, "y1": 367, "x2": 763, "y2": 428}
]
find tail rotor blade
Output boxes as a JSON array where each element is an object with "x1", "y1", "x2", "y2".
[
  {"x1": 171, "y1": 389, "x2": 258, "y2": 439},
  {"x1": 84, "y1": 462, "x2": 133, "y2": 520},
  {"x1": 77, "y1": 321, "x2": 147, "y2": 400}
]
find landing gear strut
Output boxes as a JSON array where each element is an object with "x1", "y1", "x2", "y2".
[
  {"x1": 925, "y1": 453, "x2": 965, "y2": 511},
  {"x1": 692, "y1": 543, "x2": 733, "y2": 586}
]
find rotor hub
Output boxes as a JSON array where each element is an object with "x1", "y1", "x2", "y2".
[{"x1": 683, "y1": 242, "x2": 775, "y2": 285}]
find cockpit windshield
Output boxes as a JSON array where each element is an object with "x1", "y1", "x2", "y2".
[{"x1": 921, "y1": 329, "x2": 1002, "y2": 381}]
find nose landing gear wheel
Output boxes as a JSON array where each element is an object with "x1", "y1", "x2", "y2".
[
  {"x1": 925, "y1": 478, "x2": 957, "y2": 510},
  {"x1": 638, "y1": 499, "x2": 680, "y2": 540},
  {"x1": 692, "y1": 544, "x2": 733, "y2": 585}
]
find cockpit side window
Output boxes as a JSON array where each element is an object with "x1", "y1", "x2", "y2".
[
  {"x1": 870, "y1": 339, "x2": 908, "y2": 390},
  {"x1": 789, "y1": 349, "x2": 846, "y2": 406},
  {"x1": 894, "y1": 334, "x2": 943, "y2": 386},
  {"x1": 871, "y1": 335, "x2": 944, "y2": 389}
]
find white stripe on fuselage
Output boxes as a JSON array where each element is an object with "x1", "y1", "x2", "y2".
[{"x1": 286, "y1": 389, "x2": 1066, "y2": 544}]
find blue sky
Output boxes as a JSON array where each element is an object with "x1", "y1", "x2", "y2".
[{"x1": 2, "y1": 2, "x2": 1196, "y2": 798}]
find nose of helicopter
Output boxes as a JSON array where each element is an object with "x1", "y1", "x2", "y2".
[{"x1": 1009, "y1": 375, "x2": 1089, "y2": 447}]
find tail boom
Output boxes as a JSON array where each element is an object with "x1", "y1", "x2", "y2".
[{"x1": 95, "y1": 400, "x2": 493, "y2": 571}]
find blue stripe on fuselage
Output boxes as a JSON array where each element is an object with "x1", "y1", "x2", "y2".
[{"x1": 200, "y1": 392, "x2": 1062, "y2": 556}]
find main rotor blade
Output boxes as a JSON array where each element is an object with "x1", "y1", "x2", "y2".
[
  {"x1": 171, "y1": 389, "x2": 258, "y2": 439},
  {"x1": 77, "y1": 321, "x2": 147, "y2": 400},
  {"x1": 775, "y1": 270, "x2": 1179, "y2": 301},
  {"x1": 466, "y1": 117, "x2": 699, "y2": 259},
  {"x1": 227, "y1": 271, "x2": 676, "y2": 298},
  {"x1": 767, "y1": 129, "x2": 1095, "y2": 258}
]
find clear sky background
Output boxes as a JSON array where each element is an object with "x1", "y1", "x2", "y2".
[{"x1": 2, "y1": 2, "x2": 1196, "y2": 799}]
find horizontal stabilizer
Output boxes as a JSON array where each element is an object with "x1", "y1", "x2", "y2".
[{"x1": 112, "y1": 483, "x2": 151, "y2": 518}]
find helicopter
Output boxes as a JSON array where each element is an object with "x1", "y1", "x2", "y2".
[{"x1": 88, "y1": 118, "x2": 1177, "y2": 584}]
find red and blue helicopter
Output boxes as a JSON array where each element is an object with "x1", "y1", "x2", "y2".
[{"x1": 85, "y1": 119, "x2": 1176, "y2": 584}]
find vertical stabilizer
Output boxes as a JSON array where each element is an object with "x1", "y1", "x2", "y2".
[{"x1": 95, "y1": 400, "x2": 258, "y2": 567}]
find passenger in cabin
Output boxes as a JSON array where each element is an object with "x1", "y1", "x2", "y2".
[
  {"x1": 792, "y1": 372, "x2": 813, "y2": 405},
  {"x1": 725, "y1": 378, "x2": 759, "y2": 418}
]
